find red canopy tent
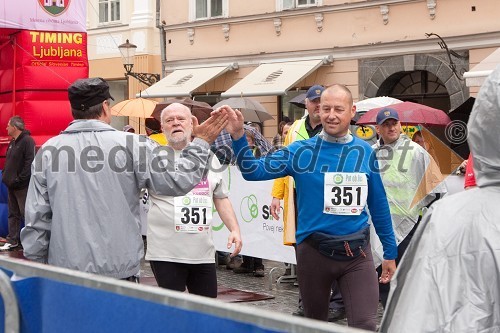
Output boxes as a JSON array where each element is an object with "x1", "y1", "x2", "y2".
[{"x1": 0, "y1": 1, "x2": 88, "y2": 235}]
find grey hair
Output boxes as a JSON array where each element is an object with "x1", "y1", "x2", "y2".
[
  {"x1": 71, "y1": 99, "x2": 109, "y2": 119},
  {"x1": 160, "y1": 103, "x2": 192, "y2": 123},
  {"x1": 9, "y1": 116, "x2": 25, "y2": 131}
]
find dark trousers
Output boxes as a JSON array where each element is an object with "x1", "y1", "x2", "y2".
[
  {"x1": 240, "y1": 255, "x2": 264, "y2": 270},
  {"x1": 292, "y1": 190, "x2": 344, "y2": 311},
  {"x1": 150, "y1": 261, "x2": 217, "y2": 298},
  {"x1": 7, "y1": 187, "x2": 28, "y2": 244},
  {"x1": 298, "y1": 275, "x2": 344, "y2": 311},
  {"x1": 297, "y1": 241, "x2": 378, "y2": 331},
  {"x1": 329, "y1": 282, "x2": 344, "y2": 310}
]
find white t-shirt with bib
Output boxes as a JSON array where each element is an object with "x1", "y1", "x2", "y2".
[{"x1": 145, "y1": 153, "x2": 228, "y2": 264}]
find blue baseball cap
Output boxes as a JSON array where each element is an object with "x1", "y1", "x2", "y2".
[
  {"x1": 305, "y1": 85, "x2": 325, "y2": 100},
  {"x1": 376, "y1": 107, "x2": 399, "y2": 125}
]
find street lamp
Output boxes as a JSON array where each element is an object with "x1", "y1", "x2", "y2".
[{"x1": 118, "y1": 39, "x2": 160, "y2": 86}]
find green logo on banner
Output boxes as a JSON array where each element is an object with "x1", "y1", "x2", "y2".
[{"x1": 240, "y1": 194, "x2": 259, "y2": 223}]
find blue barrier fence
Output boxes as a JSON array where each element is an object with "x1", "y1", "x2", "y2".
[{"x1": 0, "y1": 257, "x2": 366, "y2": 333}]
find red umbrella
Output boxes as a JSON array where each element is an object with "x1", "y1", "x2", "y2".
[
  {"x1": 356, "y1": 102, "x2": 451, "y2": 126},
  {"x1": 151, "y1": 97, "x2": 212, "y2": 123}
]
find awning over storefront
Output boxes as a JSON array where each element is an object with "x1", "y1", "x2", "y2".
[
  {"x1": 464, "y1": 48, "x2": 500, "y2": 87},
  {"x1": 140, "y1": 64, "x2": 237, "y2": 98},
  {"x1": 221, "y1": 57, "x2": 330, "y2": 98}
]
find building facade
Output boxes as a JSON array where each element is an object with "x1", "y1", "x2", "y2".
[
  {"x1": 87, "y1": 0, "x2": 500, "y2": 138},
  {"x1": 86, "y1": 0, "x2": 161, "y2": 132}
]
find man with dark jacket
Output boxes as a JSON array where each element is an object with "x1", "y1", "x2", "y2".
[{"x1": 1, "y1": 116, "x2": 35, "y2": 250}]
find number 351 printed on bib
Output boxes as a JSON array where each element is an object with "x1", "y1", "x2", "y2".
[
  {"x1": 323, "y1": 172, "x2": 368, "y2": 215},
  {"x1": 174, "y1": 177, "x2": 212, "y2": 233}
]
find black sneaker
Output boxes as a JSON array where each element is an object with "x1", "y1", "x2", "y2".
[
  {"x1": 253, "y1": 267, "x2": 265, "y2": 277},
  {"x1": 226, "y1": 256, "x2": 243, "y2": 270},
  {"x1": 328, "y1": 308, "x2": 346, "y2": 322}
]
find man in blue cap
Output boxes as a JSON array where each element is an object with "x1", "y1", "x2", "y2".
[
  {"x1": 269, "y1": 85, "x2": 346, "y2": 321},
  {"x1": 372, "y1": 107, "x2": 446, "y2": 307}
]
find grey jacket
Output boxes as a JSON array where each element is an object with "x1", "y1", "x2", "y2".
[
  {"x1": 21, "y1": 120, "x2": 210, "y2": 279},
  {"x1": 381, "y1": 66, "x2": 500, "y2": 332}
]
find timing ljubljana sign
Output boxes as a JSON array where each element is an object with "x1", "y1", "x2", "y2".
[
  {"x1": 28, "y1": 31, "x2": 87, "y2": 67},
  {"x1": 0, "y1": 0, "x2": 88, "y2": 168}
]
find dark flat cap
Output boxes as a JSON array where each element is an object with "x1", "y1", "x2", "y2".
[{"x1": 68, "y1": 77, "x2": 114, "y2": 111}]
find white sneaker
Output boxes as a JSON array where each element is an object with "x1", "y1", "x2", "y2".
[{"x1": 0, "y1": 242, "x2": 18, "y2": 251}]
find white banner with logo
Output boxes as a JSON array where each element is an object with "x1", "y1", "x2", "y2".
[
  {"x1": 0, "y1": 0, "x2": 86, "y2": 32},
  {"x1": 212, "y1": 166, "x2": 296, "y2": 264}
]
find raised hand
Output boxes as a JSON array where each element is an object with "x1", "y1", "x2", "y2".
[
  {"x1": 192, "y1": 111, "x2": 228, "y2": 144},
  {"x1": 214, "y1": 105, "x2": 244, "y2": 140}
]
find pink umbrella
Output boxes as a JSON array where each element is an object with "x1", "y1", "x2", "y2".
[{"x1": 356, "y1": 102, "x2": 451, "y2": 126}]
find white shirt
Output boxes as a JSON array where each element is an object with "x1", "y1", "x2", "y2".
[{"x1": 146, "y1": 154, "x2": 229, "y2": 264}]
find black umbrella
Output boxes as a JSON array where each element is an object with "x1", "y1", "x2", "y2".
[
  {"x1": 288, "y1": 93, "x2": 306, "y2": 108},
  {"x1": 449, "y1": 97, "x2": 475, "y2": 123}
]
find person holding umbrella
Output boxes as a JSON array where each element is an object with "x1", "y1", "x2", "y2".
[{"x1": 372, "y1": 107, "x2": 447, "y2": 307}]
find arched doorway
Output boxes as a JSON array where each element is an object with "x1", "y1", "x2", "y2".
[
  {"x1": 360, "y1": 53, "x2": 468, "y2": 111},
  {"x1": 378, "y1": 70, "x2": 450, "y2": 112}
]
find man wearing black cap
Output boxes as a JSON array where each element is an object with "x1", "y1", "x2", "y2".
[
  {"x1": 372, "y1": 107, "x2": 446, "y2": 307},
  {"x1": 20, "y1": 77, "x2": 227, "y2": 281}
]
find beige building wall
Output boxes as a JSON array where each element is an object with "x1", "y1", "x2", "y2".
[
  {"x1": 86, "y1": 0, "x2": 161, "y2": 132},
  {"x1": 162, "y1": 1, "x2": 498, "y2": 61},
  {"x1": 468, "y1": 47, "x2": 498, "y2": 96},
  {"x1": 87, "y1": 1, "x2": 500, "y2": 139},
  {"x1": 159, "y1": 0, "x2": 499, "y2": 140}
]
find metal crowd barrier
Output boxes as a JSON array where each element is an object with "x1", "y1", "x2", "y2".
[{"x1": 0, "y1": 257, "x2": 367, "y2": 333}]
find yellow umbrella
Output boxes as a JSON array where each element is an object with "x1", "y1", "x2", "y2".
[{"x1": 111, "y1": 98, "x2": 158, "y2": 118}]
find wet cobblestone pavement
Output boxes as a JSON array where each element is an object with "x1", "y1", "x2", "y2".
[{"x1": 140, "y1": 258, "x2": 366, "y2": 328}]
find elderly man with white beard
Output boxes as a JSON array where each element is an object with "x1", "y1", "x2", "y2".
[{"x1": 146, "y1": 103, "x2": 242, "y2": 298}]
